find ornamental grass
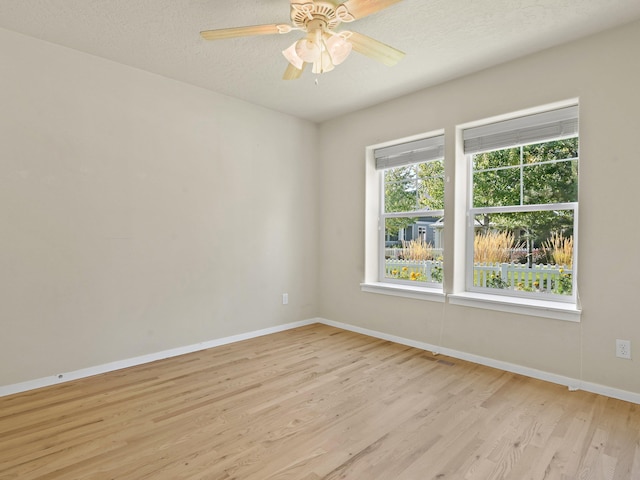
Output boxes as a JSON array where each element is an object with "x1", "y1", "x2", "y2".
[
  {"x1": 401, "y1": 239, "x2": 434, "y2": 261},
  {"x1": 474, "y1": 230, "x2": 522, "y2": 264},
  {"x1": 543, "y1": 232, "x2": 573, "y2": 267}
]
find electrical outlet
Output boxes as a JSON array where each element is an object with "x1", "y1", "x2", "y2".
[
  {"x1": 616, "y1": 339, "x2": 631, "y2": 359},
  {"x1": 282, "y1": 293, "x2": 288, "y2": 305}
]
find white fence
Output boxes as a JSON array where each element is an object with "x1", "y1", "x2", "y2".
[
  {"x1": 474, "y1": 262, "x2": 572, "y2": 293},
  {"x1": 386, "y1": 247, "x2": 532, "y2": 262},
  {"x1": 385, "y1": 259, "x2": 443, "y2": 283},
  {"x1": 385, "y1": 248, "x2": 444, "y2": 260},
  {"x1": 384, "y1": 259, "x2": 572, "y2": 293}
]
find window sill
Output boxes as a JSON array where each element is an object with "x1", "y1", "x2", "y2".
[
  {"x1": 360, "y1": 282, "x2": 446, "y2": 302},
  {"x1": 448, "y1": 292, "x2": 581, "y2": 322}
]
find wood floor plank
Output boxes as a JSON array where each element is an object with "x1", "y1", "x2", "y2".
[{"x1": 1, "y1": 323, "x2": 638, "y2": 480}]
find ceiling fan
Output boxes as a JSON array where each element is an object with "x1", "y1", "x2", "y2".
[{"x1": 200, "y1": 0, "x2": 405, "y2": 80}]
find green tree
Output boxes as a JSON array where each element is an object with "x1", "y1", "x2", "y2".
[
  {"x1": 384, "y1": 160, "x2": 444, "y2": 238},
  {"x1": 417, "y1": 160, "x2": 445, "y2": 210},
  {"x1": 384, "y1": 165, "x2": 418, "y2": 237}
]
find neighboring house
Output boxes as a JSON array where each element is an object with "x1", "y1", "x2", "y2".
[{"x1": 385, "y1": 217, "x2": 443, "y2": 248}]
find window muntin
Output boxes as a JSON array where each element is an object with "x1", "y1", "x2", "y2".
[
  {"x1": 468, "y1": 136, "x2": 578, "y2": 302},
  {"x1": 473, "y1": 139, "x2": 578, "y2": 208}
]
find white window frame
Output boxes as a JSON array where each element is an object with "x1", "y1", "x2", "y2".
[
  {"x1": 449, "y1": 102, "x2": 581, "y2": 321},
  {"x1": 362, "y1": 131, "x2": 446, "y2": 302}
]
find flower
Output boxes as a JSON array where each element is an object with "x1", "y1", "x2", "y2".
[
  {"x1": 410, "y1": 272, "x2": 418, "y2": 281},
  {"x1": 402, "y1": 266, "x2": 408, "y2": 272}
]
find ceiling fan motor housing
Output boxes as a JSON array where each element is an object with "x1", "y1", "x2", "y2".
[{"x1": 291, "y1": 2, "x2": 342, "y2": 31}]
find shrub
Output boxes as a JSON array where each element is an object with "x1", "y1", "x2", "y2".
[
  {"x1": 388, "y1": 266, "x2": 426, "y2": 282},
  {"x1": 431, "y1": 265, "x2": 443, "y2": 283},
  {"x1": 486, "y1": 273, "x2": 508, "y2": 289}
]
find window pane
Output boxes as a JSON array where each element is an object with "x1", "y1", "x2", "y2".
[
  {"x1": 472, "y1": 210, "x2": 574, "y2": 296},
  {"x1": 385, "y1": 164, "x2": 417, "y2": 213},
  {"x1": 384, "y1": 160, "x2": 444, "y2": 213},
  {"x1": 384, "y1": 165, "x2": 414, "y2": 183},
  {"x1": 523, "y1": 138, "x2": 578, "y2": 163},
  {"x1": 473, "y1": 147, "x2": 520, "y2": 170},
  {"x1": 473, "y1": 167, "x2": 521, "y2": 207},
  {"x1": 385, "y1": 179, "x2": 417, "y2": 213},
  {"x1": 417, "y1": 160, "x2": 444, "y2": 210},
  {"x1": 384, "y1": 217, "x2": 443, "y2": 285},
  {"x1": 523, "y1": 160, "x2": 578, "y2": 204}
]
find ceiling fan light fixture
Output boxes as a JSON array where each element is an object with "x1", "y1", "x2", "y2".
[
  {"x1": 295, "y1": 33, "x2": 322, "y2": 63},
  {"x1": 282, "y1": 42, "x2": 304, "y2": 69},
  {"x1": 312, "y1": 51, "x2": 335, "y2": 74},
  {"x1": 325, "y1": 33, "x2": 352, "y2": 65}
]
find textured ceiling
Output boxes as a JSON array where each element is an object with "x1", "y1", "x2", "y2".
[{"x1": 1, "y1": 0, "x2": 640, "y2": 122}]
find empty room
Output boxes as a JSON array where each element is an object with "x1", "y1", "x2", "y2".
[{"x1": 1, "y1": 1, "x2": 639, "y2": 478}]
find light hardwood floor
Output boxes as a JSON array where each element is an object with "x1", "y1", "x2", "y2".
[{"x1": 1, "y1": 324, "x2": 639, "y2": 479}]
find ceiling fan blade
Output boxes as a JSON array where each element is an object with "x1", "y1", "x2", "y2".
[
  {"x1": 336, "y1": 0, "x2": 403, "y2": 22},
  {"x1": 200, "y1": 24, "x2": 291, "y2": 40},
  {"x1": 283, "y1": 62, "x2": 306, "y2": 80},
  {"x1": 346, "y1": 31, "x2": 405, "y2": 66}
]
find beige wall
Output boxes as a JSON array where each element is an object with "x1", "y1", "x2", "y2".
[
  {"x1": 0, "y1": 28, "x2": 319, "y2": 386},
  {"x1": 2, "y1": 20, "x2": 639, "y2": 397},
  {"x1": 319, "y1": 20, "x2": 640, "y2": 395}
]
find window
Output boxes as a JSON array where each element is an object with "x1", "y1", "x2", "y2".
[
  {"x1": 463, "y1": 105, "x2": 579, "y2": 303},
  {"x1": 363, "y1": 103, "x2": 580, "y2": 318},
  {"x1": 375, "y1": 135, "x2": 445, "y2": 289}
]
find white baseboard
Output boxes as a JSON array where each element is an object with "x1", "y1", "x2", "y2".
[
  {"x1": 3, "y1": 317, "x2": 639, "y2": 405},
  {"x1": 315, "y1": 318, "x2": 640, "y2": 405},
  {"x1": 0, "y1": 318, "x2": 317, "y2": 398}
]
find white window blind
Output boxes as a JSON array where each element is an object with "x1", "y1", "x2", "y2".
[
  {"x1": 463, "y1": 105, "x2": 578, "y2": 154},
  {"x1": 375, "y1": 135, "x2": 444, "y2": 170}
]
